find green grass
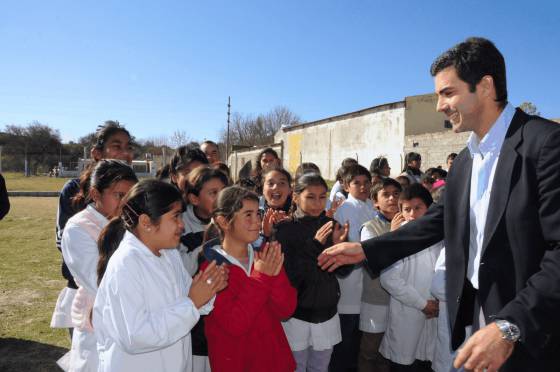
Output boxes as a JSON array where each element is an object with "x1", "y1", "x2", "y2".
[
  {"x1": 3, "y1": 172, "x2": 71, "y2": 192},
  {"x1": 0, "y1": 197, "x2": 70, "y2": 371}
]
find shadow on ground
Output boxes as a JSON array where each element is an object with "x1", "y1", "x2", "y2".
[{"x1": 0, "y1": 338, "x2": 68, "y2": 372}]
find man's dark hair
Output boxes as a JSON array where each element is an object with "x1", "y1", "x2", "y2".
[
  {"x1": 342, "y1": 164, "x2": 371, "y2": 185},
  {"x1": 447, "y1": 153, "x2": 458, "y2": 162},
  {"x1": 430, "y1": 37, "x2": 507, "y2": 108}
]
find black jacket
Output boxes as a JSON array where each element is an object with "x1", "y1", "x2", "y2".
[
  {"x1": 276, "y1": 211, "x2": 351, "y2": 323},
  {"x1": 360, "y1": 109, "x2": 560, "y2": 371}
]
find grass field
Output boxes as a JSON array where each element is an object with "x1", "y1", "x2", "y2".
[
  {"x1": 3, "y1": 172, "x2": 71, "y2": 192},
  {"x1": 0, "y1": 197, "x2": 70, "y2": 371}
]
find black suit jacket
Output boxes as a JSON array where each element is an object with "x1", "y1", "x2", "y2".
[{"x1": 361, "y1": 108, "x2": 560, "y2": 371}]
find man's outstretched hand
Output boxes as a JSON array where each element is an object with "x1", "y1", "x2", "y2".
[{"x1": 317, "y1": 242, "x2": 365, "y2": 271}]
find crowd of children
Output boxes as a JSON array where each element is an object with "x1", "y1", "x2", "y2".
[{"x1": 51, "y1": 120, "x2": 459, "y2": 372}]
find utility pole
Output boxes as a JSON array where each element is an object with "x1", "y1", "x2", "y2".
[{"x1": 226, "y1": 96, "x2": 231, "y2": 164}]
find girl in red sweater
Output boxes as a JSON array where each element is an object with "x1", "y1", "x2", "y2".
[{"x1": 201, "y1": 186, "x2": 297, "y2": 372}]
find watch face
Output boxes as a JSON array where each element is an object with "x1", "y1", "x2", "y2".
[{"x1": 496, "y1": 320, "x2": 520, "y2": 342}]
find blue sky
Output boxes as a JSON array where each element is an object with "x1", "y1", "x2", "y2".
[{"x1": 1, "y1": 1, "x2": 558, "y2": 143}]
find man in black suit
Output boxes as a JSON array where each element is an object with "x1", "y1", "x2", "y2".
[{"x1": 318, "y1": 37, "x2": 560, "y2": 372}]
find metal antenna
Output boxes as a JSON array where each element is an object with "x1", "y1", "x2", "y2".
[{"x1": 226, "y1": 96, "x2": 231, "y2": 162}]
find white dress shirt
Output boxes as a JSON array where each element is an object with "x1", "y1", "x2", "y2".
[
  {"x1": 430, "y1": 248, "x2": 472, "y2": 372},
  {"x1": 467, "y1": 103, "x2": 515, "y2": 289}
]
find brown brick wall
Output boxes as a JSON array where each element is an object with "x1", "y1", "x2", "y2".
[{"x1": 404, "y1": 130, "x2": 470, "y2": 170}]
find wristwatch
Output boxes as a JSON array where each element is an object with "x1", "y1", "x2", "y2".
[{"x1": 495, "y1": 319, "x2": 521, "y2": 342}]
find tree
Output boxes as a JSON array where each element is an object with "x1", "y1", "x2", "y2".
[
  {"x1": 78, "y1": 132, "x2": 97, "y2": 147},
  {"x1": 1, "y1": 122, "x2": 63, "y2": 174},
  {"x1": 220, "y1": 106, "x2": 301, "y2": 148},
  {"x1": 141, "y1": 135, "x2": 171, "y2": 148},
  {"x1": 519, "y1": 102, "x2": 540, "y2": 116},
  {"x1": 170, "y1": 130, "x2": 193, "y2": 149}
]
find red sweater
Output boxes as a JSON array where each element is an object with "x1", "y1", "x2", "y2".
[{"x1": 202, "y1": 261, "x2": 297, "y2": 372}]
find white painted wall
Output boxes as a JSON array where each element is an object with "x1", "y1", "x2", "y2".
[{"x1": 281, "y1": 104, "x2": 406, "y2": 180}]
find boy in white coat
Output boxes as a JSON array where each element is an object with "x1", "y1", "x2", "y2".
[
  {"x1": 332, "y1": 164, "x2": 376, "y2": 372},
  {"x1": 379, "y1": 183, "x2": 441, "y2": 370}
]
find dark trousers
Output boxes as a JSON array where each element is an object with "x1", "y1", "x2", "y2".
[
  {"x1": 329, "y1": 314, "x2": 361, "y2": 372},
  {"x1": 390, "y1": 360, "x2": 432, "y2": 372},
  {"x1": 357, "y1": 332, "x2": 390, "y2": 372}
]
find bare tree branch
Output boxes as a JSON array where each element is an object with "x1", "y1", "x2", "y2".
[{"x1": 220, "y1": 106, "x2": 301, "y2": 147}]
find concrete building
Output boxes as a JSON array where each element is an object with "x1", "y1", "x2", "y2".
[{"x1": 228, "y1": 93, "x2": 466, "y2": 180}]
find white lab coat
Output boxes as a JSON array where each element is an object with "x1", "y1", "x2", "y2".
[
  {"x1": 430, "y1": 248, "x2": 471, "y2": 372},
  {"x1": 333, "y1": 195, "x2": 376, "y2": 314},
  {"x1": 93, "y1": 231, "x2": 212, "y2": 372},
  {"x1": 379, "y1": 241, "x2": 443, "y2": 365},
  {"x1": 61, "y1": 204, "x2": 108, "y2": 372}
]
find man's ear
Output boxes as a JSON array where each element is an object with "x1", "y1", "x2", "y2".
[
  {"x1": 479, "y1": 75, "x2": 495, "y2": 99},
  {"x1": 170, "y1": 174, "x2": 178, "y2": 186},
  {"x1": 343, "y1": 182, "x2": 350, "y2": 193}
]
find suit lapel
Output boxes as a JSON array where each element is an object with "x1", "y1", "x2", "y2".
[
  {"x1": 457, "y1": 158, "x2": 472, "y2": 260},
  {"x1": 482, "y1": 109, "x2": 525, "y2": 253},
  {"x1": 446, "y1": 150, "x2": 472, "y2": 263}
]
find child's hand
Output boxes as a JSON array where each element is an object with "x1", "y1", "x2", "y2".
[
  {"x1": 391, "y1": 212, "x2": 406, "y2": 232},
  {"x1": 422, "y1": 299, "x2": 439, "y2": 319},
  {"x1": 326, "y1": 197, "x2": 344, "y2": 218},
  {"x1": 262, "y1": 209, "x2": 275, "y2": 237},
  {"x1": 332, "y1": 221, "x2": 349, "y2": 244},
  {"x1": 262, "y1": 209, "x2": 291, "y2": 237},
  {"x1": 189, "y1": 261, "x2": 229, "y2": 308},
  {"x1": 254, "y1": 241, "x2": 284, "y2": 276},
  {"x1": 272, "y1": 210, "x2": 291, "y2": 225},
  {"x1": 315, "y1": 221, "x2": 334, "y2": 245}
]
